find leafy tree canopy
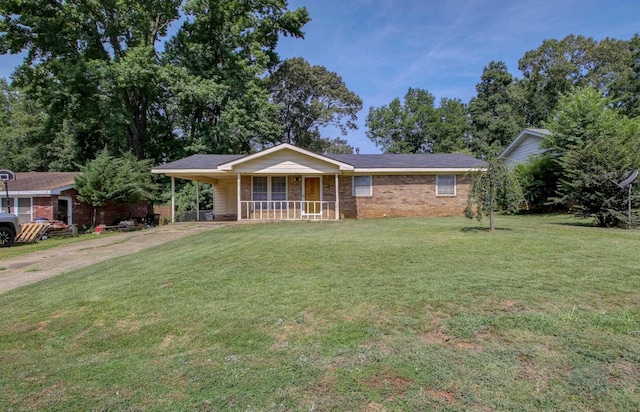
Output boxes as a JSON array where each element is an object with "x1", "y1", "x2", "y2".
[
  {"x1": 545, "y1": 87, "x2": 640, "y2": 227},
  {"x1": 468, "y1": 61, "x2": 524, "y2": 156},
  {"x1": 367, "y1": 88, "x2": 441, "y2": 153},
  {"x1": 518, "y1": 34, "x2": 636, "y2": 126},
  {"x1": 0, "y1": 0, "x2": 310, "y2": 164},
  {"x1": 267, "y1": 57, "x2": 362, "y2": 152}
]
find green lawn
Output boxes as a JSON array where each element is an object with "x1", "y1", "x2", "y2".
[{"x1": 1, "y1": 215, "x2": 639, "y2": 411}]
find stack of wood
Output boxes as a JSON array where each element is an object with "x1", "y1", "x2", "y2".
[{"x1": 46, "y1": 220, "x2": 76, "y2": 238}]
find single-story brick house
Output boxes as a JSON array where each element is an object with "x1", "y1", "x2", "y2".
[
  {"x1": 152, "y1": 144, "x2": 487, "y2": 221},
  {"x1": 0, "y1": 172, "x2": 148, "y2": 227}
]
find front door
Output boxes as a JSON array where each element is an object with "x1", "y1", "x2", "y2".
[
  {"x1": 57, "y1": 197, "x2": 72, "y2": 224},
  {"x1": 304, "y1": 177, "x2": 321, "y2": 214}
]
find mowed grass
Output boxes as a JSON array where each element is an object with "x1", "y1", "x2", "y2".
[{"x1": 1, "y1": 215, "x2": 639, "y2": 411}]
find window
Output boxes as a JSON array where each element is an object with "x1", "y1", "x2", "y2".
[
  {"x1": 353, "y1": 175, "x2": 372, "y2": 196},
  {"x1": 271, "y1": 177, "x2": 286, "y2": 201},
  {"x1": 17, "y1": 198, "x2": 32, "y2": 224},
  {"x1": 252, "y1": 176, "x2": 287, "y2": 208},
  {"x1": 1, "y1": 197, "x2": 32, "y2": 224},
  {"x1": 252, "y1": 176, "x2": 268, "y2": 201},
  {"x1": 436, "y1": 175, "x2": 456, "y2": 196}
]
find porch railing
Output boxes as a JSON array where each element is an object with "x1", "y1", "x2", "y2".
[{"x1": 239, "y1": 201, "x2": 336, "y2": 220}]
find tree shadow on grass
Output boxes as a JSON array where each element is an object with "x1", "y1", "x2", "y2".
[
  {"x1": 460, "y1": 226, "x2": 513, "y2": 233},
  {"x1": 550, "y1": 221, "x2": 597, "y2": 228}
]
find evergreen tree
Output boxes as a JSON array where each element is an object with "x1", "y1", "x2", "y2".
[{"x1": 75, "y1": 152, "x2": 158, "y2": 226}]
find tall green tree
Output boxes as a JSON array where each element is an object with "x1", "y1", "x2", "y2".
[
  {"x1": 609, "y1": 34, "x2": 640, "y2": 118},
  {"x1": 163, "y1": 1, "x2": 310, "y2": 156},
  {"x1": 1, "y1": 0, "x2": 183, "y2": 162},
  {"x1": 468, "y1": 61, "x2": 524, "y2": 156},
  {"x1": 75, "y1": 151, "x2": 158, "y2": 226},
  {"x1": 545, "y1": 87, "x2": 640, "y2": 227},
  {"x1": 518, "y1": 34, "x2": 634, "y2": 126},
  {"x1": 0, "y1": 79, "x2": 76, "y2": 171},
  {"x1": 543, "y1": 87, "x2": 623, "y2": 156},
  {"x1": 267, "y1": 57, "x2": 362, "y2": 151},
  {"x1": 366, "y1": 88, "x2": 439, "y2": 153},
  {"x1": 432, "y1": 97, "x2": 471, "y2": 153},
  {"x1": 465, "y1": 157, "x2": 524, "y2": 231},
  {"x1": 1, "y1": 0, "x2": 310, "y2": 164}
]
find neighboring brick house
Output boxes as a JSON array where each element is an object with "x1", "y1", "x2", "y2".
[
  {"x1": 152, "y1": 144, "x2": 487, "y2": 221},
  {"x1": 0, "y1": 172, "x2": 148, "y2": 227}
]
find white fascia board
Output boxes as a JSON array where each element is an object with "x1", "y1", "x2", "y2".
[
  {"x1": 217, "y1": 143, "x2": 354, "y2": 171},
  {"x1": 151, "y1": 168, "x2": 228, "y2": 175},
  {"x1": 352, "y1": 167, "x2": 485, "y2": 174},
  {"x1": 6, "y1": 191, "x2": 52, "y2": 196}
]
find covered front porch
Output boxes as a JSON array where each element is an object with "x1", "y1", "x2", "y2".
[
  {"x1": 155, "y1": 144, "x2": 355, "y2": 222},
  {"x1": 167, "y1": 174, "x2": 340, "y2": 222}
]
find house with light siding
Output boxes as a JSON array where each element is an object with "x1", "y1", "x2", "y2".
[
  {"x1": 500, "y1": 128, "x2": 551, "y2": 167},
  {"x1": 152, "y1": 143, "x2": 487, "y2": 221}
]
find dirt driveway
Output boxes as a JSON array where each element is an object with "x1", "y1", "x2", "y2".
[{"x1": 0, "y1": 222, "x2": 230, "y2": 294}]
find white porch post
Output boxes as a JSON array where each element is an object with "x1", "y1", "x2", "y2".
[
  {"x1": 196, "y1": 180, "x2": 200, "y2": 221},
  {"x1": 237, "y1": 173, "x2": 241, "y2": 221},
  {"x1": 171, "y1": 176, "x2": 175, "y2": 223},
  {"x1": 335, "y1": 173, "x2": 340, "y2": 220}
]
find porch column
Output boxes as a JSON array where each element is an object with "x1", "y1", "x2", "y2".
[
  {"x1": 171, "y1": 176, "x2": 175, "y2": 223},
  {"x1": 196, "y1": 180, "x2": 200, "y2": 221},
  {"x1": 237, "y1": 173, "x2": 241, "y2": 221},
  {"x1": 335, "y1": 173, "x2": 340, "y2": 220}
]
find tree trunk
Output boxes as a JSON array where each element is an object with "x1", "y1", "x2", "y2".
[{"x1": 489, "y1": 208, "x2": 495, "y2": 231}]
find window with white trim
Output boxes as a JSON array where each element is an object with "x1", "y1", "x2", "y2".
[
  {"x1": 271, "y1": 176, "x2": 286, "y2": 201},
  {"x1": 436, "y1": 175, "x2": 456, "y2": 196},
  {"x1": 252, "y1": 176, "x2": 288, "y2": 208},
  {"x1": 1, "y1": 197, "x2": 33, "y2": 224},
  {"x1": 252, "y1": 176, "x2": 268, "y2": 201},
  {"x1": 353, "y1": 175, "x2": 372, "y2": 196}
]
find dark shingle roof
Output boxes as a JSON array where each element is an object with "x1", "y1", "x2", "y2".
[
  {"x1": 153, "y1": 152, "x2": 487, "y2": 171},
  {"x1": 153, "y1": 154, "x2": 245, "y2": 170},
  {"x1": 327, "y1": 153, "x2": 487, "y2": 169},
  {"x1": 8, "y1": 172, "x2": 80, "y2": 191}
]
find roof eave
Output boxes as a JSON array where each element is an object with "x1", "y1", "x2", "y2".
[{"x1": 353, "y1": 167, "x2": 486, "y2": 173}]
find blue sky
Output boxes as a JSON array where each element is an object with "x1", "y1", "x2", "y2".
[
  {"x1": 276, "y1": 0, "x2": 640, "y2": 152},
  {"x1": 1, "y1": 0, "x2": 638, "y2": 153}
]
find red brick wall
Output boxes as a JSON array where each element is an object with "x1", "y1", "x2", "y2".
[
  {"x1": 59, "y1": 188, "x2": 148, "y2": 227},
  {"x1": 234, "y1": 173, "x2": 472, "y2": 219},
  {"x1": 32, "y1": 197, "x2": 54, "y2": 221},
  {"x1": 338, "y1": 174, "x2": 473, "y2": 218}
]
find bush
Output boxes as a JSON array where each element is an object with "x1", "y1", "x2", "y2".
[{"x1": 514, "y1": 154, "x2": 563, "y2": 212}]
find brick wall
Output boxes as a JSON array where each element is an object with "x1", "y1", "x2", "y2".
[
  {"x1": 59, "y1": 188, "x2": 148, "y2": 227},
  {"x1": 338, "y1": 174, "x2": 472, "y2": 218},
  {"x1": 32, "y1": 197, "x2": 54, "y2": 221},
  {"x1": 232, "y1": 173, "x2": 473, "y2": 219}
]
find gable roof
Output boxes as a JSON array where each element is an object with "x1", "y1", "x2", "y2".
[
  {"x1": 217, "y1": 143, "x2": 354, "y2": 171},
  {"x1": 500, "y1": 128, "x2": 551, "y2": 159},
  {"x1": 4, "y1": 172, "x2": 80, "y2": 195}
]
